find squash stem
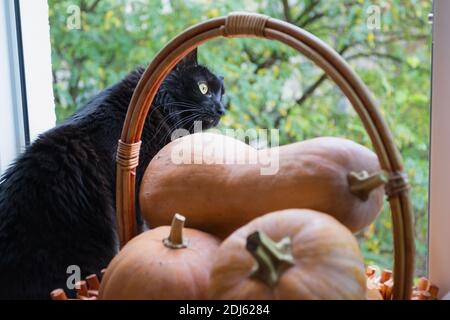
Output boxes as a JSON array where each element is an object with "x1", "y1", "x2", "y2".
[
  {"x1": 246, "y1": 231, "x2": 295, "y2": 287},
  {"x1": 163, "y1": 213, "x2": 188, "y2": 249},
  {"x1": 348, "y1": 170, "x2": 388, "y2": 201}
]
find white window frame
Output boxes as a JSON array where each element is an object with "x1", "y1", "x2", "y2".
[
  {"x1": 0, "y1": 0, "x2": 27, "y2": 173},
  {"x1": 428, "y1": 0, "x2": 450, "y2": 299},
  {"x1": 0, "y1": 0, "x2": 55, "y2": 174}
]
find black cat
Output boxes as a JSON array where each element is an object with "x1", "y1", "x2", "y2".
[{"x1": 0, "y1": 49, "x2": 225, "y2": 299}]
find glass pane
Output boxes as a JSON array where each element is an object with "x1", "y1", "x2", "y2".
[{"x1": 48, "y1": 0, "x2": 432, "y2": 277}]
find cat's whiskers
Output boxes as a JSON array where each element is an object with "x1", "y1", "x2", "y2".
[
  {"x1": 149, "y1": 105, "x2": 201, "y2": 143},
  {"x1": 146, "y1": 98, "x2": 218, "y2": 146},
  {"x1": 146, "y1": 101, "x2": 198, "y2": 123},
  {"x1": 156, "y1": 113, "x2": 200, "y2": 145},
  {"x1": 150, "y1": 110, "x2": 191, "y2": 141},
  {"x1": 159, "y1": 113, "x2": 203, "y2": 144}
]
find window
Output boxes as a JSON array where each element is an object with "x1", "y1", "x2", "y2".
[
  {"x1": 46, "y1": 0, "x2": 433, "y2": 283},
  {"x1": 428, "y1": 0, "x2": 450, "y2": 298},
  {"x1": 1, "y1": 0, "x2": 448, "y2": 298},
  {"x1": 0, "y1": 0, "x2": 55, "y2": 173},
  {"x1": 0, "y1": 0, "x2": 27, "y2": 173}
]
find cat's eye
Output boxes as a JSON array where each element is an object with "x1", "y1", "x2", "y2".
[{"x1": 198, "y1": 82, "x2": 209, "y2": 95}]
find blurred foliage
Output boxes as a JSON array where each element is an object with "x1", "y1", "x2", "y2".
[{"x1": 48, "y1": 0, "x2": 432, "y2": 275}]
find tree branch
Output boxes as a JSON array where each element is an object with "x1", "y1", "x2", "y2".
[
  {"x1": 80, "y1": 0, "x2": 87, "y2": 11},
  {"x1": 299, "y1": 12, "x2": 325, "y2": 28},
  {"x1": 295, "y1": 0, "x2": 320, "y2": 25},
  {"x1": 296, "y1": 73, "x2": 328, "y2": 106},
  {"x1": 87, "y1": 0, "x2": 101, "y2": 12},
  {"x1": 297, "y1": 1, "x2": 360, "y2": 29},
  {"x1": 281, "y1": 0, "x2": 293, "y2": 23},
  {"x1": 345, "y1": 52, "x2": 404, "y2": 64},
  {"x1": 66, "y1": 55, "x2": 88, "y2": 106},
  {"x1": 345, "y1": 52, "x2": 429, "y2": 72},
  {"x1": 272, "y1": 44, "x2": 353, "y2": 128},
  {"x1": 80, "y1": 0, "x2": 101, "y2": 12},
  {"x1": 273, "y1": 73, "x2": 327, "y2": 128},
  {"x1": 242, "y1": 44, "x2": 289, "y2": 73},
  {"x1": 51, "y1": 69, "x2": 61, "y2": 108}
]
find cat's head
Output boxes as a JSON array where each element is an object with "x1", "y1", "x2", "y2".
[{"x1": 162, "y1": 48, "x2": 226, "y2": 130}]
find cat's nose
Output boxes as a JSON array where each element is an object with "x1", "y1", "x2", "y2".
[{"x1": 216, "y1": 106, "x2": 225, "y2": 116}]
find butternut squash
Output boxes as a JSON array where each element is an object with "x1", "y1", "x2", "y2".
[{"x1": 139, "y1": 133, "x2": 385, "y2": 237}]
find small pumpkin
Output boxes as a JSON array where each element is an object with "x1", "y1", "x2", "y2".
[
  {"x1": 99, "y1": 214, "x2": 220, "y2": 300},
  {"x1": 140, "y1": 133, "x2": 386, "y2": 237},
  {"x1": 208, "y1": 209, "x2": 367, "y2": 300}
]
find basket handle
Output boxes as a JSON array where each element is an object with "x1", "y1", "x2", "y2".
[{"x1": 115, "y1": 12, "x2": 414, "y2": 299}]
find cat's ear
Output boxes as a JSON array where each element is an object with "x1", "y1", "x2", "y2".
[{"x1": 176, "y1": 48, "x2": 198, "y2": 70}]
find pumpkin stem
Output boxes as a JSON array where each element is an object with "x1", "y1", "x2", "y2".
[
  {"x1": 348, "y1": 170, "x2": 388, "y2": 201},
  {"x1": 163, "y1": 213, "x2": 188, "y2": 249},
  {"x1": 246, "y1": 231, "x2": 295, "y2": 287}
]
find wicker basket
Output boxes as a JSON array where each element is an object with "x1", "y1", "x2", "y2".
[{"x1": 115, "y1": 12, "x2": 415, "y2": 300}]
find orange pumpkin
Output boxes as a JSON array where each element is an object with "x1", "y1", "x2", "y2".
[
  {"x1": 140, "y1": 133, "x2": 385, "y2": 237},
  {"x1": 99, "y1": 214, "x2": 220, "y2": 300},
  {"x1": 208, "y1": 209, "x2": 366, "y2": 300}
]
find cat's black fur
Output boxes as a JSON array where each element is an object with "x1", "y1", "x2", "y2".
[{"x1": 0, "y1": 50, "x2": 225, "y2": 299}]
